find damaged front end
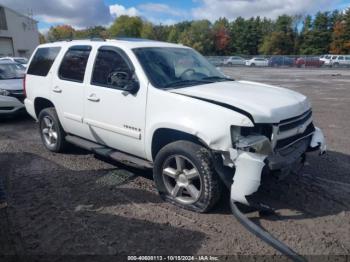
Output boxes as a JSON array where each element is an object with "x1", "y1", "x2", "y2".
[
  {"x1": 225, "y1": 110, "x2": 326, "y2": 207},
  {"x1": 216, "y1": 111, "x2": 326, "y2": 261}
]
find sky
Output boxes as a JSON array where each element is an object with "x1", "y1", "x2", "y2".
[{"x1": 0, "y1": 0, "x2": 349, "y2": 33}]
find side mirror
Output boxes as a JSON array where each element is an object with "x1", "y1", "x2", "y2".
[{"x1": 123, "y1": 73, "x2": 140, "y2": 95}]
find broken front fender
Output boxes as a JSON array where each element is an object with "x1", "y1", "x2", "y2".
[
  {"x1": 309, "y1": 126, "x2": 326, "y2": 154},
  {"x1": 230, "y1": 152, "x2": 267, "y2": 205}
]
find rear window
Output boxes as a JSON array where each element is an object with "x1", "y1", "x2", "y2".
[
  {"x1": 58, "y1": 46, "x2": 91, "y2": 82},
  {"x1": 27, "y1": 47, "x2": 61, "y2": 76}
]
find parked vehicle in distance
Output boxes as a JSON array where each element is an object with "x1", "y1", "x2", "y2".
[
  {"x1": 24, "y1": 39, "x2": 326, "y2": 213},
  {"x1": 207, "y1": 57, "x2": 223, "y2": 67},
  {"x1": 320, "y1": 55, "x2": 333, "y2": 66},
  {"x1": 223, "y1": 56, "x2": 246, "y2": 66},
  {"x1": 0, "y1": 61, "x2": 25, "y2": 116},
  {"x1": 329, "y1": 55, "x2": 350, "y2": 67},
  {"x1": 0, "y1": 57, "x2": 29, "y2": 68},
  {"x1": 268, "y1": 56, "x2": 295, "y2": 67},
  {"x1": 295, "y1": 57, "x2": 324, "y2": 67},
  {"x1": 245, "y1": 57, "x2": 268, "y2": 67}
]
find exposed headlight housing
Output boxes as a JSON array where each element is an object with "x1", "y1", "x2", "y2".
[
  {"x1": 231, "y1": 125, "x2": 273, "y2": 155},
  {"x1": 0, "y1": 88, "x2": 10, "y2": 96}
]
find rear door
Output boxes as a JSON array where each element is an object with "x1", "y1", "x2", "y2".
[
  {"x1": 51, "y1": 45, "x2": 93, "y2": 139},
  {"x1": 83, "y1": 45, "x2": 147, "y2": 158}
]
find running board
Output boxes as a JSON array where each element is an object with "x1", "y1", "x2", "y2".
[{"x1": 65, "y1": 135, "x2": 153, "y2": 169}]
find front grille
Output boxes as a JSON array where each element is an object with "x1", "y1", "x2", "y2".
[
  {"x1": 272, "y1": 110, "x2": 314, "y2": 151},
  {"x1": 276, "y1": 123, "x2": 315, "y2": 149},
  {"x1": 279, "y1": 110, "x2": 312, "y2": 132}
]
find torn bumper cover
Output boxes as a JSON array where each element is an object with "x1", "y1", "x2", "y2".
[{"x1": 230, "y1": 126, "x2": 326, "y2": 205}]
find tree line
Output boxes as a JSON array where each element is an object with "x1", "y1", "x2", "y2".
[{"x1": 41, "y1": 9, "x2": 350, "y2": 56}]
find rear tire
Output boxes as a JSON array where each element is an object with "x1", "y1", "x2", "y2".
[
  {"x1": 38, "y1": 107, "x2": 67, "y2": 153},
  {"x1": 153, "y1": 140, "x2": 222, "y2": 213}
]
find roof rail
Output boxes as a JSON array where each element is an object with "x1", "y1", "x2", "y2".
[
  {"x1": 51, "y1": 37, "x2": 105, "y2": 43},
  {"x1": 115, "y1": 37, "x2": 158, "y2": 42}
]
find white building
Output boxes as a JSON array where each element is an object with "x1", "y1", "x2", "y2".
[{"x1": 0, "y1": 5, "x2": 39, "y2": 58}]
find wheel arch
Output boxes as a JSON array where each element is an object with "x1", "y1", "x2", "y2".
[
  {"x1": 151, "y1": 128, "x2": 209, "y2": 161},
  {"x1": 34, "y1": 97, "x2": 55, "y2": 118}
]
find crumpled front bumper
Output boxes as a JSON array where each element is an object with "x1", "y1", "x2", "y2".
[{"x1": 230, "y1": 126, "x2": 326, "y2": 206}]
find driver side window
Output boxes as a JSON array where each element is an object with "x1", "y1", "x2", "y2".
[{"x1": 91, "y1": 48, "x2": 132, "y2": 89}]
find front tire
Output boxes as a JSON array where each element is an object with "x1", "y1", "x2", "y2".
[
  {"x1": 153, "y1": 141, "x2": 222, "y2": 213},
  {"x1": 38, "y1": 107, "x2": 67, "y2": 153}
]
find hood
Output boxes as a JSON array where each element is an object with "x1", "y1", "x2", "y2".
[
  {"x1": 171, "y1": 80, "x2": 310, "y2": 123},
  {"x1": 0, "y1": 78, "x2": 23, "y2": 91}
]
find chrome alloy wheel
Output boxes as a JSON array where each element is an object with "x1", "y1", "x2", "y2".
[
  {"x1": 41, "y1": 116, "x2": 58, "y2": 147},
  {"x1": 162, "y1": 155, "x2": 202, "y2": 205}
]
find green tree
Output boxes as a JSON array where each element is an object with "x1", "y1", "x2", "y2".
[
  {"x1": 47, "y1": 25, "x2": 75, "y2": 42},
  {"x1": 109, "y1": 15, "x2": 143, "y2": 37},
  {"x1": 179, "y1": 20, "x2": 213, "y2": 54},
  {"x1": 39, "y1": 33, "x2": 46, "y2": 44},
  {"x1": 76, "y1": 26, "x2": 110, "y2": 39},
  {"x1": 259, "y1": 15, "x2": 296, "y2": 55},
  {"x1": 140, "y1": 22, "x2": 154, "y2": 39}
]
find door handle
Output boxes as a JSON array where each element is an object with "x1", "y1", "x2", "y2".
[
  {"x1": 87, "y1": 94, "x2": 100, "y2": 102},
  {"x1": 53, "y1": 86, "x2": 62, "y2": 93}
]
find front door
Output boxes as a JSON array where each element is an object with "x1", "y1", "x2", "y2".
[{"x1": 83, "y1": 46, "x2": 147, "y2": 158}]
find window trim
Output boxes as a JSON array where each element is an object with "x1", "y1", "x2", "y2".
[
  {"x1": 58, "y1": 45, "x2": 92, "y2": 83},
  {"x1": 90, "y1": 45, "x2": 135, "y2": 90}
]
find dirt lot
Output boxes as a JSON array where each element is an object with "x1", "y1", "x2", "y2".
[{"x1": 1, "y1": 68, "x2": 350, "y2": 260}]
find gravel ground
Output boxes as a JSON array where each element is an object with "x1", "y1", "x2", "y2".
[{"x1": 1, "y1": 67, "x2": 350, "y2": 260}]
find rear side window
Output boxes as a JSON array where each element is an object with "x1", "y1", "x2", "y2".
[
  {"x1": 27, "y1": 47, "x2": 61, "y2": 76},
  {"x1": 58, "y1": 46, "x2": 91, "y2": 83}
]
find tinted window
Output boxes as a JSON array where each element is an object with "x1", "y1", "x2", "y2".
[
  {"x1": 59, "y1": 46, "x2": 91, "y2": 82},
  {"x1": 346, "y1": 57, "x2": 350, "y2": 60},
  {"x1": 91, "y1": 48, "x2": 132, "y2": 89},
  {"x1": 27, "y1": 47, "x2": 61, "y2": 76},
  {"x1": 338, "y1": 56, "x2": 344, "y2": 60}
]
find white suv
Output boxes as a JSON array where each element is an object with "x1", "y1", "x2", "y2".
[
  {"x1": 330, "y1": 55, "x2": 350, "y2": 67},
  {"x1": 24, "y1": 39, "x2": 326, "y2": 212}
]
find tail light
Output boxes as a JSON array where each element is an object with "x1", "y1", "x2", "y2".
[{"x1": 23, "y1": 74, "x2": 26, "y2": 97}]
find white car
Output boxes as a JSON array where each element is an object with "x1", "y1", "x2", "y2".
[
  {"x1": 24, "y1": 39, "x2": 326, "y2": 212},
  {"x1": 0, "y1": 61, "x2": 25, "y2": 116},
  {"x1": 320, "y1": 55, "x2": 332, "y2": 66},
  {"x1": 245, "y1": 57, "x2": 268, "y2": 67},
  {"x1": 330, "y1": 55, "x2": 350, "y2": 67},
  {"x1": 0, "y1": 57, "x2": 29, "y2": 68},
  {"x1": 223, "y1": 56, "x2": 246, "y2": 66}
]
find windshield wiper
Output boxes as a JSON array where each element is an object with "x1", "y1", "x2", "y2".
[
  {"x1": 202, "y1": 76, "x2": 234, "y2": 81},
  {"x1": 164, "y1": 79, "x2": 214, "y2": 89}
]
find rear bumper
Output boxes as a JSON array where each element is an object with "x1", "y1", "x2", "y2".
[
  {"x1": 0, "y1": 95, "x2": 25, "y2": 117},
  {"x1": 229, "y1": 126, "x2": 326, "y2": 206}
]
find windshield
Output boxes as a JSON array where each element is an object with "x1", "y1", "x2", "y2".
[
  {"x1": 0, "y1": 64, "x2": 24, "y2": 79},
  {"x1": 133, "y1": 47, "x2": 232, "y2": 89},
  {"x1": 14, "y1": 58, "x2": 28, "y2": 64}
]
